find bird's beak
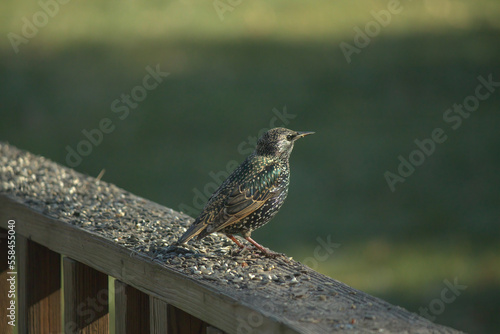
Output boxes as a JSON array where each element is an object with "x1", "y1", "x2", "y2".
[{"x1": 294, "y1": 131, "x2": 315, "y2": 139}]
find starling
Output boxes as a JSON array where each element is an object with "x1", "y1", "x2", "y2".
[{"x1": 177, "y1": 127, "x2": 314, "y2": 257}]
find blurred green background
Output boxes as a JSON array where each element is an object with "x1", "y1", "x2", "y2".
[{"x1": 1, "y1": 0, "x2": 500, "y2": 332}]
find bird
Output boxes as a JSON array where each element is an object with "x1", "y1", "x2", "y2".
[{"x1": 176, "y1": 127, "x2": 314, "y2": 257}]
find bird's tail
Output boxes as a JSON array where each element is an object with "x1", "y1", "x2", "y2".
[{"x1": 176, "y1": 221, "x2": 207, "y2": 245}]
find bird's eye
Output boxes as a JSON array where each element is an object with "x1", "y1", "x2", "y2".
[{"x1": 286, "y1": 135, "x2": 293, "y2": 141}]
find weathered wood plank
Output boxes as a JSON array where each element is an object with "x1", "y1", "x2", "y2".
[
  {"x1": 167, "y1": 304, "x2": 207, "y2": 334},
  {"x1": 17, "y1": 237, "x2": 27, "y2": 334},
  {"x1": 0, "y1": 227, "x2": 15, "y2": 334},
  {"x1": 0, "y1": 143, "x2": 463, "y2": 334},
  {"x1": 150, "y1": 297, "x2": 169, "y2": 333},
  {"x1": 206, "y1": 326, "x2": 226, "y2": 334},
  {"x1": 17, "y1": 236, "x2": 61, "y2": 334},
  {"x1": 63, "y1": 257, "x2": 109, "y2": 334},
  {"x1": 115, "y1": 279, "x2": 150, "y2": 334}
]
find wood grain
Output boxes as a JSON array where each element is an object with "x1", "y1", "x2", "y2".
[
  {"x1": 63, "y1": 257, "x2": 109, "y2": 334},
  {"x1": 168, "y1": 304, "x2": 207, "y2": 334},
  {"x1": 115, "y1": 280, "x2": 150, "y2": 334},
  {"x1": 17, "y1": 236, "x2": 61, "y2": 334},
  {"x1": 150, "y1": 296, "x2": 168, "y2": 333}
]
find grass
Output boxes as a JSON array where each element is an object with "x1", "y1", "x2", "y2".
[{"x1": 1, "y1": 0, "x2": 500, "y2": 332}]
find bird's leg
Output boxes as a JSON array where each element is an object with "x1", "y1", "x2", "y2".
[
  {"x1": 227, "y1": 234, "x2": 255, "y2": 256},
  {"x1": 244, "y1": 236, "x2": 280, "y2": 258},
  {"x1": 227, "y1": 234, "x2": 245, "y2": 249}
]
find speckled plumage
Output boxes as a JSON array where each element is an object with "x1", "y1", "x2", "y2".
[{"x1": 177, "y1": 127, "x2": 314, "y2": 256}]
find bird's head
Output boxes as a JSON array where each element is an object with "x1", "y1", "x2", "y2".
[{"x1": 255, "y1": 127, "x2": 314, "y2": 159}]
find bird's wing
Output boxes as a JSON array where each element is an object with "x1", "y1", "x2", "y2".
[{"x1": 209, "y1": 163, "x2": 283, "y2": 233}]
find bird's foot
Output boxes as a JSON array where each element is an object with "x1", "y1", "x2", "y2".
[
  {"x1": 258, "y1": 249, "x2": 291, "y2": 263},
  {"x1": 234, "y1": 245, "x2": 285, "y2": 260},
  {"x1": 230, "y1": 246, "x2": 252, "y2": 256},
  {"x1": 227, "y1": 235, "x2": 290, "y2": 261},
  {"x1": 244, "y1": 236, "x2": 290, "y2": 261},
  {"x1": 258, "y1": 249, "x2": 281, "y2": 258}
]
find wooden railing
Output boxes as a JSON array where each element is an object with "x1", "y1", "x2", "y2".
[{"x1": 0, "y1": 143, "x2": 462, "y2": 334}]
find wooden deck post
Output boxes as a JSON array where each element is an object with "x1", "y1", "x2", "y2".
[
  {"x1": 150, "y1": 297, "x2": 169, "y2": 333},
  {"x1": 17, "y1": 236, "x2": 61, "y2": 334},
  {"x1": 63, "y1": 257, "x2": 109, "y2": 334},
  {"x1": 167, "y1": 304, "x2": 208, "y2": 334},
  {"x1": 114, "y1": 280, "x2": 150, "y2": 333}
]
